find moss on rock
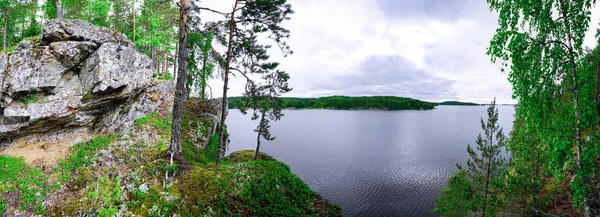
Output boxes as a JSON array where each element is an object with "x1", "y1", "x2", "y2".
[{"x1": 226, "y1": 150, "x2": 276, "y2": 163}]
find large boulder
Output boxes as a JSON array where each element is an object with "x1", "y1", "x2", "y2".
[
  {"x1": 41, "y1": 19, "x2": 134, "y2": 48},
  {"x1": 0, "y1": 19, "x2": 172, "y2": 148}
]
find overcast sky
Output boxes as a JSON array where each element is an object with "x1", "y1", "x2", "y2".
[{"x1": 203, "y1": 0, "x2": 600, "y2": 104}]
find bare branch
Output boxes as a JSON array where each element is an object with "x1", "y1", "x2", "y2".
[{"x1": 197, "y1": 7, "x2": 229, "y2": 15}]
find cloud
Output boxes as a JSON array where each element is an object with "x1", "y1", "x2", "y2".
[
  {"x1": 376, "y1": 0, "x2": 474, "y2": 21},
  {"x1": 308, "y1": 55, "x2": 457, "y2": 101},
  {"x1": 202, "y1": 0, "x2": 534, "y2": 104}
]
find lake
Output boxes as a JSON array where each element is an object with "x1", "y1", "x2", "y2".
[{"x1": 226, "y1": 105, "x2": 515, "y2": 217}]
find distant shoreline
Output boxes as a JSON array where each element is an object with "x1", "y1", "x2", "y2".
[{"x1": 228, "y1": 96, "x2": 490, "y2": 110}]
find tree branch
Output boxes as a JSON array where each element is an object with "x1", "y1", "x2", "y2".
[{"x1": 197, "y1": 7, "x2": 229, "y2": 15}]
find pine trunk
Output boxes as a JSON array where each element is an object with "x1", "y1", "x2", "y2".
[
  {"x1": 173, "y1": 43, "x2": 178, "y2": 80},
  {"x1": 163, "y1": 52, "x2": 168, "y2": 77},
  {"x1": 132, "y1": 0, "x2": 135, "y2": 43},
  {"x1": 170, "y1": 0, "x2": 190, "y2": 157},
  {"x1": 56, "y1": 0, "x2": 63, "y2": 19},
  {"x1": 3, "y1": 6, "x2": 8, "y2": 51},
  {"x1": 217, "y1": 0, "x2": 238, "y2": 165},
  {"x1": 481, "y1": 128, "x2": 494, "y2": 217},
  {"x1": 254, "y1": 112, "x2": 264, "y2": 160},
  {"x1": 200, "y1": 48, "x2": 208, "y2": 99}
]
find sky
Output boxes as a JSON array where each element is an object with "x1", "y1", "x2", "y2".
[{"x1": 202, "y1": 0, "x2": 600, "y2": 104}]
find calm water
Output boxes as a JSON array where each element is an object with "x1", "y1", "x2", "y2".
[{"x1": 226, "y1": 106, "x2": 515, "y2": 217}]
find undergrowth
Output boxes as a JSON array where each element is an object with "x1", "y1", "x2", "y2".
[{"x1": 0, "y1": 156, "x2": 50, "y2": 215}]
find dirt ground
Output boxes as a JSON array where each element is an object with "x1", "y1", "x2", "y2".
[{"x1": 0, "y1": 132, "x2": 97, "y2": 167}]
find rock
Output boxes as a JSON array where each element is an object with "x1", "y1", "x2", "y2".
[
  {"x1": 3, "y1": 47, "x2": 68, "y2": 96},
  {"x1": 49, "y1": 41, "x2": 97, "y2": 69},
  {"x1": 41, "y1": 19, "x2": 134, "y2": 48},
  {"x1": 183, "y1": 97, "x2": 227, "y2": 149},
  {"x1": 0, "y1": 19, "x2": 170, "y2": 146},
  {"x1": 94, "y1": 81, "x2": 175, "y2": 134},
  {"x1": 80, "y1": 42, "x2": 153, "y2": 96},
  {"x1": 15, "y1": 40, "x2": 34, "y2": 51}
]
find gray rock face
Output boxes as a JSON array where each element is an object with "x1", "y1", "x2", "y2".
[
  {"x1": 42, "y1": 19, "x2": 134, "y2": 47},
  {"x1": 49, "y1": 41, "x2": 97, "y2": 69},
  {"x1": 80, "y1": 42, "x2": 153, "y2": 95},
  {"x1": 3, "y1": 47, "x2": 67, "y2": 95},
  {"x1": 0, "y1": 19, "x2": 172, "y2": 147}
]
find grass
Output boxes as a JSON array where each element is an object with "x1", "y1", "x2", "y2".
[
  {"x1": 134, "y1": 112, "x2": 172, "y2": 136},
  {"x1": 0, "y1": 156, "x2": 50, "y2": 215}
]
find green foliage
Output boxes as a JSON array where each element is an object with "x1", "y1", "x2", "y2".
[
  {"x1": 84, "y1": 0, "x2": 111, "y2": 27},
  {"x1": 187, "y1": 32, "x2": 215, "y2": 99},
  {"x1": 0, "y1": 156, "x2": 50, "y2": 215},
  {"x1": 57, "y1": 135, "x2": 117, "y2": 182},
  {"x1": 486, "y1": 0, "x2": 600, "y2": 212},
  {"x1": 0, "y1": 0, "x2": 39, "y2": 51},
  {"x1": 86, "y1": 176, "x2": 121, "y2": 217},
  {"x1": 135, "y1": 0, "x2": 177, "y2": 54},
  {"x1": 230, "y1": 96, "x2": 437, "y2": 110},
  {"x1": 0, "y1": 35, "x2": 40, "y2": 54},
  {"x1": 134, "y1": 112, "x2": 172, "y2": 136}
]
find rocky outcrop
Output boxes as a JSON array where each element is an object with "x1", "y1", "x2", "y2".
[
  {"x1": 183, "y1": 97, "x2": 226, "y2": 149},
  {"x1": 0, "y1": 19, "x2": 173, "y2": 148}
]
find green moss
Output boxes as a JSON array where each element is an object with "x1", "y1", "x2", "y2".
[
  {"x1": 226, "y1": 150, "x2": 275, "y2": 163},
  {"x1": 181, "y1": 100, "x2": 219, "y2": 166},
  {"x1": 81, "y1": 93, "x2": 98, "y2": 101},
  {"x1": 0, "y1": 155, "x2": 50, "y2": 215},
  {"x1": 22, "y1": 94, "x2": 39, "y2": 104},
  {"x1": 177, "y1": 159, "x2": 341, "y2": 216}
]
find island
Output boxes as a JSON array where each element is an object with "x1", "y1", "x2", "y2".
[
  {"x1": 437, "y1": 101, "x2": 481, "y2": 106},
  {"x1": 229, "y1": 96, "x2": 437, "y2": 110}
]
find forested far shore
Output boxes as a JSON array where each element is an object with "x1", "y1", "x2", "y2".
[
  {"x1": 437, "y1": 101, "x2": 480, "y2": 106},
  {"x1": 229, "y1": 96, "x2": 437, "y2": 110}
]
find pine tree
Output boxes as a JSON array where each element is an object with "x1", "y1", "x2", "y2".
[
  {"x1": 200, "y1": 0, "x2": 294, "y2": 165},
  {"x1": 435, "y1": 99, "x2": 507, "y2": 217},
  {"x1": 239, "y1": 68, "x2": 291, "y2": 160}
]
